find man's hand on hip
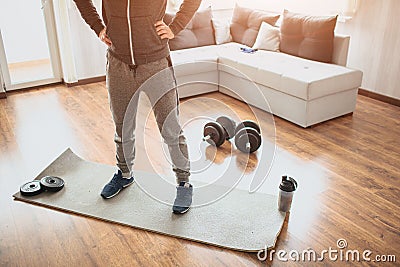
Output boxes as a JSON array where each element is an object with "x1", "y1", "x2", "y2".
[
  {"x1": 99, "y1": 27, "x2": 112, "y2": 47},
  {"x1": 155, "y1": 21, "x2": 175, "y2": 40}
]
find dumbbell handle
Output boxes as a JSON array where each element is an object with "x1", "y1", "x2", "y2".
[
  {"x1": 246, "y1": 142, "x2": 251, "y2": 151},
  {"x1": 203, "y1": 135, "x2": 211, "y2": 142}
]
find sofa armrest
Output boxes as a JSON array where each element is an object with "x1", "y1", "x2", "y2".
[{"x1": 332, "y1": 34, "x2": 350, "y2": 66}]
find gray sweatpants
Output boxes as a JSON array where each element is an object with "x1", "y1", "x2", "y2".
[{"x1": 106, "y1": 52, "x2": 190, "y2": 183}]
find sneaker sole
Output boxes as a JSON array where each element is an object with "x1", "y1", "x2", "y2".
[
  {"x1": 101, "y1": 180, "x2": 135, "y2": 199},
  {"x1": 123, "y1": 179, "x2": 135, "y2": 188},
  {"x1": 172, "y1": 206, "x2": 191, "y2": 214}
]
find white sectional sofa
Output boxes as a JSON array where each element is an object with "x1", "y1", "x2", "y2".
[{"x1": 167, "y1": 8, "x2": 363, "y2": 127}]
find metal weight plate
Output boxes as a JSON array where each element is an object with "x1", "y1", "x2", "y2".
[
  {"x1": 203, "y1": 121, "x2": 225, "y2": 147},
  {"x1": 20, "y1": 180, "x2": 43, "y2": 196},
  {"x1": 216, "y1": 116, "x2": 236, "y2": 140},
  {"x1": 235, "y1": 127, "x2": 262, "y2": 153},
  {"x1": 40, "y1": 176, "x2": 65, "y2": 192},
  {"x1": 235, "y1": 120, "x2": 261, "y2": 134}
]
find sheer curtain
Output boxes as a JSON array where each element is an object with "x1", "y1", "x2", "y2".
[
  {"x1": 51, "y1": 0, "x2": 105, "y2": 83},
  {"x1": 52, "y1": 0, "x2": 78, "y2": 83}
]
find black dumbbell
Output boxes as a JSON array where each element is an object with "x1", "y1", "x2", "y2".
[
  {"x1": 203, "y1": 116, "x2": 236, "y2": 147},
  {"x1": 234, "y1": 120, "x2": 262, "y2": 153}
]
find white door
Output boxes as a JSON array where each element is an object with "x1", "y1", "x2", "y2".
[
  {"x1": 0, "y1": 30, "x2": 9, "y2": 94},
  {"x1": 0, "y1": 0, "x2": 62, "y2": 91},
  {"x1": 0, "y1": 52, "x2": 5, "y2": 94}
]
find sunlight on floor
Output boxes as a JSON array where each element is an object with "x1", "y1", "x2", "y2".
[{"x1": 8, "y1": 58, "x2": 54, "y2": 84}]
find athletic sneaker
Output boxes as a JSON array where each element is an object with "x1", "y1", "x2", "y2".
[
  {"x1": 101, "y1": 170, "x2": 134, "y2": 199},
  {"x1": 172, "y1": 182, "x2": 193, "y2": 214}
]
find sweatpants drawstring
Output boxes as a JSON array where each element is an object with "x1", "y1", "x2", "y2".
[{"x1": 129, "y1": 64, "x2": 138, "y2": 77}]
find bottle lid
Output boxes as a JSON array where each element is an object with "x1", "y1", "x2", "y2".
[{"x1": 279, "y1": 175, "x2": 298, "y2": 192}]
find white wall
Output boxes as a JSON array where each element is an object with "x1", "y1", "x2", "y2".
[
  {"x1": 170, "y1": 0, "x2": 355, "y2": 15},
  {"x1": 0, "y1": 0, "x2": 49, "y2": 63},
  {"x1": 235, "y1": 0, "x2": 356, "y2": 15},
  {"x1": 336, "y1": 0, "x2": 400, "y2": 100}
]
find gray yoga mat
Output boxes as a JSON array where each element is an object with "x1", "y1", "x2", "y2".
[{"x1": 13, "y1": 148, "x2": 286, "y2": 252}]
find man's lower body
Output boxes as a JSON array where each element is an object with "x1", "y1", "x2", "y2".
[{"x1": 101, "y1": 51, "x2": 192, "y2": 214}]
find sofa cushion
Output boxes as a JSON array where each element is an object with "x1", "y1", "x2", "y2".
[
  {"x1": 217, "y1": 43, "x2": 362, "y2": 100},
  {"x1": 257, "y1": 52, "x2": 362, "y2": 100},
  {"x1": 230, "y1": 5, "x2": 280, "y2": 47},
  {"x1": 170, "y1": 45, "x2": 220, "y2": 77},
  {"x1": 252, "y1": 22, "x2": 280, "y2": 52},
  {"x1": 164, "y1": 7, "x2": 215, "y2": 51},
  {"x1": 280, "y1": 10, "x2": 338, "y2": 63},
  {"x1": 217, "y1": 43, "x2": 261, "y2": 82}
]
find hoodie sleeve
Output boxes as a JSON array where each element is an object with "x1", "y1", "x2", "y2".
[
  {"x1": 73, "y1": 0, "x2": 105, "y2": 36},
  {"x1": 168, "y1": 0, "x2": 202, "y2": 36}
]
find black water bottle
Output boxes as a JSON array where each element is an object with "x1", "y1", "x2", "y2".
[{"x1": 278, "y1": 175, "x2": 298, "y2": 212}]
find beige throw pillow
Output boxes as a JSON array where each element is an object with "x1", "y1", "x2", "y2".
[
  {"x1": 280, "y1": 10, "x2": 338, "y2": 63},
  {"x1": 252, "y1": 22, "x2": 280, "y2": 52},
  {"x1": 212, "y1": 18, "x2": 233, "y2": 45}
]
